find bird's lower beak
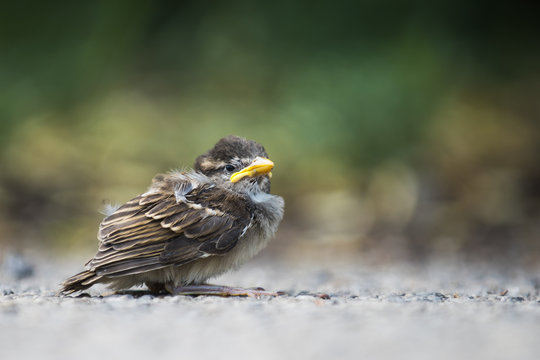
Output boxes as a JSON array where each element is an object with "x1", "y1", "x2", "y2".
[{"x1": 230, "y1": 157, "x2": 274, "y2": 183}]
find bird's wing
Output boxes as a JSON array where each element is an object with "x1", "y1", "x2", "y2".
[{"x1": 87, "y1": 179, "x2": 250, "y2": 278}]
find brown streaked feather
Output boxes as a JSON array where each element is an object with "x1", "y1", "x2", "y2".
[
  {"x1": 100, "y1": 215, "x2": 155, "y2": 239},
  {"x1": 138, "y1": 191, "x2": 169, "y2": 205},
  {"x1": 99, "y1": 263, "x2": 166, "y2": 278},
  {"x1": 79, "y1": 178, "x2": 251, "y2": 279},
  {"x1": 159, "y1": 209, "x2": 191, "y2": 228},
  {"x1": 145, "y1": 198, "x2": 179, "y2": 218},
  {"x1": 167, "y1": 211, "x2": 203, "y2": 232},
  {"x1": 184, "y1": 216, "x2": 233, "y2": 238},
  {"x1": 99, "y1": 196, "x2": 147, "y2": 225},
  {"x1": 215, "y1": 226, "x2": 243, "y2": 250},
  {"x1": 159, "y1": 236, "x2": 204, "y2": 264},
  {"x1": 195, "y1": 225, "x2": 242, "y2": 254},
  {"x1": 90, "y1": 242, "x2": 165, "y2": 268},
  {"x1": 108, "y1": 233, "x2": 167, "y2": 251},
  {"x1": 100, "y1": 223, "x2": 165, "y2": 247},
  {"x1": 96, "y1": 257, "x2": 163, "y2": 277},
  {"x1": 60, "y1": 270, "x2": 103, "y2": 294}
]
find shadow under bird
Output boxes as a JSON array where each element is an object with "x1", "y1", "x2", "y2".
[{"x1": 61, "y1": 136, "x2": 284, "y2": 297}]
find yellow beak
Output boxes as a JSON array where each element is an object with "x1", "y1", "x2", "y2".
[{"x1": 230, "y1": 157, "x2": 274, "y2": 183}]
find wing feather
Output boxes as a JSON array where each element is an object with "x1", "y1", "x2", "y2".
[
  {"x1": 159, "y1": 210, "x2": 190, "y2": 228},
  {"x1": 159, "y1": 236, "x2": 204, "y2": 264},
  {"x1": 91, "y1": 242, "x2": 165, "y2": 267},
  {"x1": 167, "y1": 211, "x2": 203, "y2": 232},
  {"x1": 145, "y1": 198, "x2": 179, "y2": 218},
  {"x1": 184, "y1": 216, "x2": 233, "y2": 238},
  {"x1": 96, "y1": 257, "x2": 163, "y2": 276},
  {"x1": 85, "y1": 175, "x2": 251, "y2": 279},
  {"x1": 139, "y1": 192, "x2": 168, "y2": 205},
  {"x1": 100, "y1": 215, "x2": 154, "y2": 239},
  {"x1": 101, "y1": 224, "x2": 165, "y2": 246}
]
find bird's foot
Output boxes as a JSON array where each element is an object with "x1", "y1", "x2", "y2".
[{"x1": 165, "y1": 284, "x2": 278, "y2": 298}]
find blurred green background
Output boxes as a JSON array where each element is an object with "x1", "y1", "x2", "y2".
[{"x1": 1, "y1": 1, "x2": 539, "y2": 267}]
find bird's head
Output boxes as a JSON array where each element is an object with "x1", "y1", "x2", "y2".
[{"x1": 194, "y1": 136, "x2": 274, "y2": 193}]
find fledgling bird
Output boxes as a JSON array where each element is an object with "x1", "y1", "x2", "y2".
[{"x1": 60, "y1": 135, "x2": 284, "y2": 297}]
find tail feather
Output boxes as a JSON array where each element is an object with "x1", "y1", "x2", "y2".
[{"x1": 59, "y1": 270, "x2": 102, "y2": 295}]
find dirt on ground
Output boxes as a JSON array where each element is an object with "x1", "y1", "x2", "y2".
[{"x1": 1, "y1": 254, "x2": 539, "y2": 360}]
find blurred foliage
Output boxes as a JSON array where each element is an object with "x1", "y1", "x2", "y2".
[{"x1": 0, "y1": 1, "x2": 539, "y2": 265}]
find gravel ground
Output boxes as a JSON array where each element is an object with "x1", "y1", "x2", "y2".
[{"x1": 1, "y1": 255, "x2": 539, "y2": 360}]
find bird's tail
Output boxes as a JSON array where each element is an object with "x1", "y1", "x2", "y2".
[{"x1": 59, "y1": 269, "x2": 102, "y2": 295}]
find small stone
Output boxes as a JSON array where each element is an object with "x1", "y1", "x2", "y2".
[
  {"x1": 421, "y1": 292, "x2": 448, "y2": 302},
  {"x1": 2, "y1": 289, "x2": 15, "y2": 296},
  {"x1": 315, "y1": 293, "x2": 331, "y2": 300}
]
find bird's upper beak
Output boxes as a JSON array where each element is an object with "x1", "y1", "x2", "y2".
[{"x1": 230, "y1": 157, "x2": 274, "y2": 183}]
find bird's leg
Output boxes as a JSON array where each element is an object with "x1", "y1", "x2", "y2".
[
  {"x1": 145, "y1": 282, "x2": 169, "y2": 294},
  {"x1": 165, "y1": 283, "x2": 278, "y2": 298}
]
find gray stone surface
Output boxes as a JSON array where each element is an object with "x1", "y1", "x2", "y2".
[{"x1": 1, "y1": 256, "x2": 539, "y2": 360}]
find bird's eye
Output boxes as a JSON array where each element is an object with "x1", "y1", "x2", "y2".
[{"x1": 225, "y1": 164, "x2": 236, "y2": 172}]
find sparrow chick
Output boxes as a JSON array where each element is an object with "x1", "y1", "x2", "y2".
[{"x1": 61, "y1": 136, "x2": 284, "y2": 297}]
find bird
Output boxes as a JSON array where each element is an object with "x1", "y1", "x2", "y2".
[{"x1": 60, "y1": 135, "x2": 284, "y2": 297}]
